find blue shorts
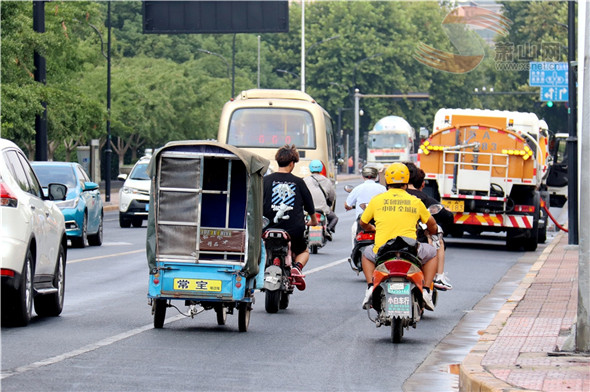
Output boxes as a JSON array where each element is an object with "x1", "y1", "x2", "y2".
[{"x1": 363, "y1": 242, "x2": 436, "y2": 265}]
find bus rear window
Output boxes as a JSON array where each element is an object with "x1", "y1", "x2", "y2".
[{"x1": 227, "y1": 108, "x2": 316, "y2": 149}]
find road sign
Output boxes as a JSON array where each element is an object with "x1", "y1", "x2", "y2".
[
  {"x1": 540, "y1": 86, "x2": 569, "y2": 102},
  {"x1": 529, "y1": 62, "x2": 568, "y2": 87}
]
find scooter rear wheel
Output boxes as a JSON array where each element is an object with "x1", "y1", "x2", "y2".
[
  {"x1": 265, "y1": 290, "x2": 280, "y2": 313},
  {"x1": 391, "y1": 318, "x2": 404, "y2": 343}
]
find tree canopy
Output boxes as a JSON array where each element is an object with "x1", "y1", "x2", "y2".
[{"x1": 1, "y1": 1, "x2": 570, "y2": 169}]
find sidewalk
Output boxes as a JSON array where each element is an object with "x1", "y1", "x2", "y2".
[{"x1": 460, "y1": 231, "x2": 590, "y2": 391}]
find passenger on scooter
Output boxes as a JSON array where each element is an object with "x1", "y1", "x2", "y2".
[
  {"x1": 263, "y1": 145, "x2": 318, "y2": 289},
  {"x1": 404, "y1": 162, "x2": 453, "y2": 291},
  {"x1": 303, "y1": 160, "x2": 338, "y2": 240},
  {"x1": 359, "y1": 162, "x2": 439, "y2": 311},
  {"x1": 344, "y1": 164, "x2": 386, "y2": 246}
]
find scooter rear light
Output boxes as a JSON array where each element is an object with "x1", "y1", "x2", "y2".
[
  {"x1": 356, "y1": 232, "x2": 375, "y2": 241},
  {"x1": 273, "y1": 257, "x2": 281, "y2": 266},
  {"x1": 0, "y1": 180, "x2": 18, "y2": 208}
]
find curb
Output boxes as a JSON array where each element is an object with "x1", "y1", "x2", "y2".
[{"x1": 458, "y1": 232, "x2": 565, "y2": 392}]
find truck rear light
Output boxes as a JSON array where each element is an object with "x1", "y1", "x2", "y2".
[
  {"x1": 1, "y1": 269, "x2": 15, "y2": 277},
  {"x1": 514, "y1": 205, "x2": 535, "y2": 213},
  {"x1": 0, "y1": 180, "x2": 18, "y2": 207}
]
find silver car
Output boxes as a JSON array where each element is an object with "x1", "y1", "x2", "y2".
[{"x1": 0, "y1": 138, "x2": 68, "y2": 326}]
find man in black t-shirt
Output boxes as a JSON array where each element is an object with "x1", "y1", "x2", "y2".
[
  {"x1": 405, "y1": 161, "x2": 453, "y2": 291},
  {"x1": 264, "y1": 145, "x2": 318, "y2": 289}
]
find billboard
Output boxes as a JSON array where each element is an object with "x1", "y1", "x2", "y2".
[{"x1": 143, "y1": 1, "x2": 289, "y2": 34}]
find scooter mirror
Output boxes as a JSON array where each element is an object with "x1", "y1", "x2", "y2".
[
  {"x1": 344, "y1": 185, "x2": 354, "y2": 193},
  {"x1": 428, "y1": 203, "x2": 444, "y2": 215}
]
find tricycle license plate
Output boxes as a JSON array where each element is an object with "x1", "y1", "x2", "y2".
[
  {"x1": 173, "y1": 278, "x2": 221, "y2": 292},
  {"x1": 442, "y1": 199, "x2": 464, "y2": 212}
]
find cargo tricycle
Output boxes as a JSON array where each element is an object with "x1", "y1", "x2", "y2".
[{"x1": 146, "y1": 141, "x2": 269, "y2": 331}]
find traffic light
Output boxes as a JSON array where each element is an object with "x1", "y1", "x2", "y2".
[{"x1": 546, "y1": 101, "x2": 554, "y2": 108}]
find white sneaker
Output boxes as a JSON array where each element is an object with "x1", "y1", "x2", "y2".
[
  {"x1": 422, "y1": 289, "x2": 435, "y2": 311},
  {"x1": 433, "y1": 272, "x2": 453, "y2": 291},
  {"x1": 362, "y1": 286, "x2": 374, "y2": 309}
]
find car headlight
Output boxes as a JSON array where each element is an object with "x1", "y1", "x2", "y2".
[
  {"x1": 56, "y1": 197, "x2": 79, "y2": 209},
  {"x1": 122, "y1": 186, "x2": 142, "y2": 195}
]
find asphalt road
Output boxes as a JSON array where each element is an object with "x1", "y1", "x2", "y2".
[{"x1": 1, "y1": 179, "x2": 549, "y2": 392}]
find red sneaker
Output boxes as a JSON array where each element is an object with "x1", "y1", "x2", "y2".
[{"x1": 290, "y1": 267, "x2": 306, "y2": 291}]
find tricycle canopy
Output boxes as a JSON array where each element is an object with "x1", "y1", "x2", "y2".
[{"x1": 146, "y1": 141, "x2": 270, "y2": 277}]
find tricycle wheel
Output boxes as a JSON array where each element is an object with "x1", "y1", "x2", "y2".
[
  {"x1": 391, "y1": 318, "x2": 404, "y2": 343},
  {"x1": 215, "y1": 305, "x2": 227, "y2": 326},
  {"x1": 265, "y1": 290, "x2": 280, "y2": 313},
  {"x1": 279, "y1": 292, "x2": 290, "y2": 309},
  {"x1": 153, "y1": 299, "x2": 166, "y2": 329},
  {"x1": 310, "y1": 244, "x2": 318, "y2": 254},
  {"x1": 238, "y1": 303, "x2": 250, "y2": 332}
]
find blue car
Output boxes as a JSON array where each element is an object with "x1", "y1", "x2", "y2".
[{"x1": 31, "y1": 162, "x2": 103, "y2": 248}]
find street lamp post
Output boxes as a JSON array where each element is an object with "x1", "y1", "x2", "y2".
[
  {"x1": 301, "y1": 35, "x2": 340, "y2": 92},
  {"x1": 74, "y1": 4, "x2": 112, "y2": 201},
  {"x1": 275, "y1": 69, "x2": 300, "y2": 88},
  {"x1": 197, "y1": 49, "x2": 232, "y2": 96}
]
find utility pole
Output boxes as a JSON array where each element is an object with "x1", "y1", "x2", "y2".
[
  {"x1": 105, "y1": 1, "x2": 112, "y2": 202},
  {"x1": 576, "y1": 0, "x2": 590, "y2": 354},
  {"x1": 33, "y1": 1, "x2": 47, "y2": 161},
  {"x1": 567, "y1": 0, "x2": 579, "y2": 245}
]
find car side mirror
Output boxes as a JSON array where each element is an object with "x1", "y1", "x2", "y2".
[
  {"x1": 48, "y1": 183, "x2": 67, "y2": 201},
  {"x1": 117, "y1": 173, "x2": 128, "y2": 181},
  {"x1": 83, "y1": 181, "x2": 99, "y2": 191}
]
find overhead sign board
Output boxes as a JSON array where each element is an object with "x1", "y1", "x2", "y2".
[
  {"x1": 143, "y1": 1, "x2": 289, "y2": 34},
  {"x1": 540, "y1": 86, "x2": 568, "y2": 102},
  {"x1": 529, "y1": 62, "x2": 568, "y2": 87}
]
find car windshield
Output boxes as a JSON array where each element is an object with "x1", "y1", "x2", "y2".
[
  {"x1": 33, "y1": 165, "x2": 77, "y2": 188},
  {"x1": 130, "y1": 162, "x2": 150, "y2": 180}
]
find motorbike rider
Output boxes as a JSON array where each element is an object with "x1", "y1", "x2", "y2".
[
  {"x1": 359, "y1": 162, "x2": 439, "y2": 311},
  {"x1": 344, "y1": 164, "x2": 386, "y2": 247},
  {"x1": 263, "y1": 145, "x2": 318, "y2": 290},
  {"x1": 303, "y1": 160, "x2": 338, "y2": 239},
  {"x1": 404, "y1": 161, "x2": 453, "y2": 291}
]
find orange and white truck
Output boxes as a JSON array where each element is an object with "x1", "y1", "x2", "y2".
[{"x1": 419, "y1": 108, "x2": 549, "y2": 251}]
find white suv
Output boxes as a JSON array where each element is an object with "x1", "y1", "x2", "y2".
[
  {"x1": 1, "y1": 138, "x2": 68, "y2": 326},
  {"x1": 118, "y1": 155, "x2": 151, "y2": 228}
]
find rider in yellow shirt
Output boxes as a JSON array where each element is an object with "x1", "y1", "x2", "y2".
[{"x1": 359, "y1": 162, "x2": 439, "y2": 311}]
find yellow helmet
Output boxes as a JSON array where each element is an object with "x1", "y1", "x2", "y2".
[{"x1": 384, "y1": 163, "x2": 409, "y2": 185}]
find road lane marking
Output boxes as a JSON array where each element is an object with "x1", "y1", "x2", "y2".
[
  {"x1": 1, "y1": 258, "x2": 347, "y2": 380},
  {"x1": 68, "y1": 249, "x2": 144, "y2": 264},
  {"x1": 0, "y1": 314, "x2": 185, "y2": 380},
  {"x1": 305, "y1": 258, "x2": 348, "y2": 274}
]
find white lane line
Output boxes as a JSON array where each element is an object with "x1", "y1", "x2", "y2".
[
  {"x1": 0, "y1": 314, "x2": 185, "y2": 380},
  {"x1": 305, "y1": 258, "x2": 348, "y2": 274},
  {"x1": 1, "y1": 258, "x2": 347, "y2": 380},
  {"x1": 68, "y1": 249, "x2": 144, "y2": 264}
]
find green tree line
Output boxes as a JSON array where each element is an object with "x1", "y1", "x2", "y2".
[{"x1": 1, "y1": 1, "x2": 570, "y2": 175}]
